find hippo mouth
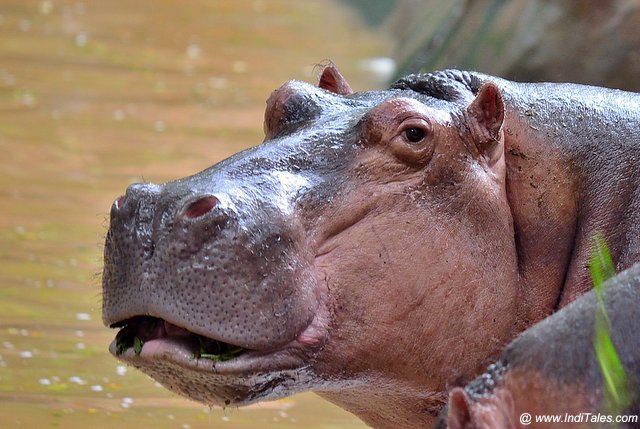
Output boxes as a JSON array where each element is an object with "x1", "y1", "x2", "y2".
[
  {"x1": 111, "y1": 316, "x2": 249, "y2": 365},
  {"x1": 108, "y1": 315, "x2": 320, "y2": 406},
  {"x1": 109, "y1": 316, "x2": 318, "y2": 372}
]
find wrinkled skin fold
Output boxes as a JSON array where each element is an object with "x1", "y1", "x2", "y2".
[
  {"x1": 440, "y1": 263, "x2": 640, "y2": 429},
  {"x1": 102, "y1": 65, "x2": 640, "y2": 429}
]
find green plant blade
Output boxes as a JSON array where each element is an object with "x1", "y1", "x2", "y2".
[{"x1": 588, "y1": 234, "x2": 630, "y2": 413}]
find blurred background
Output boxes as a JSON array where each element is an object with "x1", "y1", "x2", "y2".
[
  {"x1": 1, "y1": 1, "x2": 639, "y2": 428},
  {"x1": 347, "y1": 0, "x2": 640, "y2": 90}
]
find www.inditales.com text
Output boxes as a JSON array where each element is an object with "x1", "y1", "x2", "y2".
[{"x1": 519, "y1": 412, "x2": 638, "y2": 425}]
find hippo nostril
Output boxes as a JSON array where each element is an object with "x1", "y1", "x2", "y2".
[
  {"x1": 114, "y1": 194, "x2": 126, "y2": 210},
  {"x1": 184, "y1": 196, "x2": 219, "y2": 219}
]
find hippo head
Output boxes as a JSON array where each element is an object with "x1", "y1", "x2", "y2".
[{"x1": 102, "y1": 66, "x2": 519, "y2": 427}]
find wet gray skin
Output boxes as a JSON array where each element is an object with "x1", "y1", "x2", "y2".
[{"x1": 103, "y1": 66, "x2": 640, "y2": 428}]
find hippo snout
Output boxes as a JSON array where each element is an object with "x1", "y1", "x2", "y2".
[
  {"x1": 111, "y1": 183, "x2": 228, "y2": 238},
  {"x1": 108, "y1": 182, "x2": 233, "y2": 268},
  {"x1": 102, "y1": 162, "x2": 326, "y2": 405},
  {"x1": 115, "y1": 184, "x2": 223, "y2": 222},
  {"x1": 102, "y1": 157, "x2": 324, "y2": 375}
]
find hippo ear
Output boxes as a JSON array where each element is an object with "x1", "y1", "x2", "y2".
[
  {"x1": 447, "y1": 387, "x2": 474, "y2": 429},
  {"x1": 318, "y1": 64, "x2": 354, "y2": 96},
  {"x1": 466, "y1": 82, "x2": 505, "y2": 166}
]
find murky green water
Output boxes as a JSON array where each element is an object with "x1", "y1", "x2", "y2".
[{"x1": 0, "y1": 1, "x2": 391, "y2": 427}]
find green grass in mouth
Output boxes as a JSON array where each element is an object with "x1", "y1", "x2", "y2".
[
  {"x1": 192, "y1": 337, "x2": 245, "y2": 362},
  {"x1": 114, "y1": 322, "x2": 244, "y2": 361},
  {"x1": 114, "y1": 324, "x2": 144, "y2": 356}
]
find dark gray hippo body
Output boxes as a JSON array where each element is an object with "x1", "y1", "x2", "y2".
[
  {"x1": 440, "y1": 263, "x2": 640, "y2": 429},
  {"x1": 102, "y1": 66, "x2": 640, "y2": 428}
]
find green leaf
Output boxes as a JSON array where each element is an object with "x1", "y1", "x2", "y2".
[
  {"x1": 133, "y1": 336, "x2": 144, "y2": 355},
  {"x1": 588, "y1": 234, "x2": 631, "y2": 413},
  {"x1": 595, "y1": 313, "x2": 629, "y2": 408},
  {"x1": 588, "y1": 234, "x2": 615, "y2": 292},
  {"x1": 198, "y1": 346, "x2": 244, "y2": 362},
  {"x1": 115, "y1": 330, "x2": 132, "y2": 356},
  {"x1": 114, "y1": 324, "x2": 142, "y2": 356},
  {"x1": 193, "y1": 338, "x2": 245, "y2": 362}
]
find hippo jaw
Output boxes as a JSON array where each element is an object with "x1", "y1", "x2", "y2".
[
  {"x1": 101, "y1": 161, "x2": 337, "y2": 405},
  {"x1": 105, "y1": 261, "x2": 331, "y2": 407},
  {"x1": 103, "y1": 207, "x2": 332, "y2": 407},
  {"x1": 107, "y1": 315, "x2": 327, "y2": 405}
]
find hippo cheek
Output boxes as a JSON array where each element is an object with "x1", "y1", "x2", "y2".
[
  {"x1": 307, "y1": 165, "x2": 519, "y2": 399},
  {"x1": 102, "y1": 184, "x2": 330, "y2": 405}
]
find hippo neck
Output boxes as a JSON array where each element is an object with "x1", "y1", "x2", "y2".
[
  {"x1": 501, "y1": 81, "x2": 640, "y2": 325},
  {"x1": 318, "y1": 383, "x2": 445, "y2": 429}
]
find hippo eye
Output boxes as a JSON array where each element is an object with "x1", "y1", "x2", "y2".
[{"x1": 404, "y1": 127, "x2": 426, "y2": 143}]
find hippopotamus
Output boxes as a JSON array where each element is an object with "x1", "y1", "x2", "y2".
[
  {"x1": 102, "y1": 65, "x2": 640, "y2": 429},
  {"x1": 439, "y1": 263, "x2": 640, "y2": 429}
]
